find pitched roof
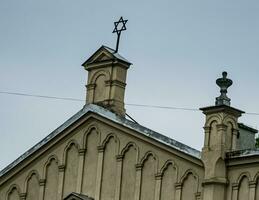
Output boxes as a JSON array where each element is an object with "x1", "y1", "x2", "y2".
[
  {"x1": 64, "y1": 192, "x2": 93, "y2": 200},
  {"x1": 81, "y1": 45, "x2": 131, "y2": 66},
  {"x1": 0, "y1": 104, "x2": 201, "y2": 177}
]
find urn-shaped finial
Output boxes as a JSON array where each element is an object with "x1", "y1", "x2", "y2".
[{"x1": 215, "y1": 71, "x2": 233, "y2": 106}]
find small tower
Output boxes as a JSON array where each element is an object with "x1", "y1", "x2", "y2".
[
  {"x1": 82, "y1": 45, "x2": 131, "y2": 116},
  {"x1": 200, "y1": 72, "x2": 244, "y2": 200}
]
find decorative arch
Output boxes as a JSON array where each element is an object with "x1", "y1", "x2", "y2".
[
  {"x1": 214, "y1": 158, "x2": 226, "y2": 177},
  {"x1": 89, "y1": 69, "x2": 111, "y2": 84},
  {"x1": 253, "y1": 172, "x2": 259, "y2": 182},
  {"x1": 160, "y1": 159, "x2": 178, "y2": 179},
  {"x1": 180, "y1": 169, "x2": 199, "y2": 192},
  {"x1": 236, "y1": 172, "x2": 252, "y2": 186},
  {"x1": 140, "y1": 151, "x2": 158, "y2": 172},
  {"x1": 83, "y1": 123, "x2": 100, "y2": 149},
  {"x1": 101, "y1": 133, "x2": 120, "y2": 154},
  {"x1": 120, "y1": 142, "x2": 139, "y2": 163},
  {"x1": 43, "y1": 154, "x2": 59, "y2": 179},
  {"x1": 6, "y1": 184, "x2": 21, "y2": 200},
  {"x1": 223, "y1": 115, "x2": 238, "y2": 129},
  {"x1": 205, "y1": 114, "x2": 222, "y2": 127},
  {"x1": 23, "y1": 170, "x2": 40, "y2": 193},
  {"x1": 62, "y1": 139, "x2": 80, "y2": 166}
]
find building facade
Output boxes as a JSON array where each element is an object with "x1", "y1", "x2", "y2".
[{"x1": 0, "y1": 46, "x2": 259, "y2": 200}]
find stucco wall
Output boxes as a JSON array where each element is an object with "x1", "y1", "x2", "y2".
[{"x1": 0, "y1": 116, "x2": 204, "y2": 200}]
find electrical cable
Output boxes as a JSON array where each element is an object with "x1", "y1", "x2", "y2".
[{"x1": 0, "y1": 91, "x2": 259, "y2": 116}]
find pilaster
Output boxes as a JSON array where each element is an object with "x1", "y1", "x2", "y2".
[
  {"x1": 39, "y1": 179, "x2": 46, "y2": 200},
  {"x1": 249, "y1": 181, "x2": 256, "y2": 200},
  {"x1": 154, "y1": 173, "x2": 162, "y2": 200},
  {"x1": 95, "y1": 145, "x2": 104, "y2": 200},
  {"x1": 76, "y1": 149, "x2": 86, "y2": 193},
  {"x1": 134, "y1": 164, "x2": 142, "y2": 200},
  {"x1": 174, "y1": 183, "x2": 182, "y2": 200},
  {"x1": 115, "y1": 155, "x2": 123, "y2": 200},
  {"x1": 57, "y1": 164, "x2": 65, "y2": 200},
  {"x1": 232, "y1": 183, "x2": 239, "y2": 200}
]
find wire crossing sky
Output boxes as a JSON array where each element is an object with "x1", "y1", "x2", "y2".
[
  {"x1": 1, "y1": 91, "x2": 259, "y2": 115},
  {"x1": 1, "y1": 0, "x2": 259, "y2": 170}
]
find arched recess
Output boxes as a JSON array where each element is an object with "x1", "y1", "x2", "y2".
[
  {"x1": 223, "y1": 115, "x2": 238, "y2": 150},
  {"x1": 82, "y1": 125, "x2": 100, "y2": 197},
  {"x1": 43, "y1": 155, "x2": 59, "y2": 200},
  {"x1": 62, "y1": 140, "x2": 80, "y2": 197},
  {"x1": 253, "y1": 172, "x2": 259, "y2": 200},
  {"x1": 140, "y1": 151, "x2": 158, "y2": 200},
  {"x1": 225, "y1": 121, "x2": 234, "y2": 150},
  {"x1": 100, "y1": 133, "x2": 120, "y2": 200},
  {"x1": 90, "y1": 70, "x2": 110, "y2": 103},
  {"x1": 214, "y1": 158, "x2": 226, "y2": 178},
  {"x1": 82, "y1": 124, "x2": 100, "y2": 149},
  {"x1": 222, "y1": 115, "x2": 237, "y2": 129},
  {"x1": 120, "y1": 142, "x2": 139, "y2": 163},
  {"x1": 89, "y1": 69, "x2": 110, "y2": 85},
  {"x1": 237, "y1": 174, "x2": 250, "y2": 200},
  {"x1": 120, "y1": 142, "x2": 139, "y2": 200},
  {"x1": 236, "y1": 172, "x2": 252, "y2": 185},
  {"x1": 101, "y1": 133, "x2": 120, "y2": 155},
  {"x1": 208, "y1": 120, "x2": 219, "y2": 148},
  {"x1": 205, "y1": 114, "x2": 222, "y2": 127},
  {"x1": 24, "y1": 170, "x2": 40, "y2": 200},
  {"x1": 180, "y1": 169, "x2": 199, "y2": 200},
  {"x1": 160, "y1": 160, "x2": 178, "y2": 200},
  {"x1": 6, "y1": 184, "x2": 21, "y2": 200}
]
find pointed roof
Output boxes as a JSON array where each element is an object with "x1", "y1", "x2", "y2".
[
  {"x1": 82, "y1": 45, "x2": 131, "y2": 67},
  {"x1": 64, "y1": 192, "x2": 93, "y2": 200},
  {"x1": 0, "y1": 104, "x2": 202, "y2": 178}
]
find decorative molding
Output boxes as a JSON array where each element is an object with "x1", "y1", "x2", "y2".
[
  {"x1": 97, "y1": 145, "x2": 104, "y2": 153},
  {"x1": 155, "y1": 173, "x2": 163, "y2": 180},
  {"x1": 79, "y1": 149, "x2": 86, "y2": 156},
  {"x1": 116, "y1": 154, "x2": 124, "y2": 161},
  {"x1": 249, "y1": 181, "x2": 256, "y2": 188},
  {"x1": 135, "y1": 164, "x2": 143, "y2": 171},
  {"x1": 175, "y1": 182, "x2": 183, "y2": 190},
  {"x1": 39, "y1": 179, "x2": 46, "y2": 186},
  {"x1": 20, "y1": 193, "x2": 26, "y2": 200},
  {"x1": 58, "y1": 165, "x2": 66, "y2": 172},
  {"x1": 86, "y1": 83, "x2": 96, "y2": 90},
  {"x1": 232, "y1": 183, "x2": 239, "y2": 190}
]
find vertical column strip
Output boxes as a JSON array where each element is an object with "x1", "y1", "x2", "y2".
[
  {"x1": 39, "y1": 179, "x2": 46, "y2": 200},
  {"x1": 57, "y1": 165, "x2": 65, "y2": 200},
  {"x1": 115, "y1": 155, "x2": 124, "y2": 200},
  {"x1": 174, "y1": 183, "x2": 182, "y2": 200},
  {"x1": 134, "y1": 164, "x2": 142, "y2": 200},
  {"x1": 249, "y1": 181, "x2": 256, "y2": 200},
  {"x1": 76, "y1": 149, "x2": 86, "y2": 193},
  {"x1": 155, "y1": 173, "x2": 162, "y2": 200},
  {"x1": 232, "y1": 184, "x2": 238, "y2": 200},
  {"x1": 95, "y1": 146, "x2": 104, "y2": 200}
]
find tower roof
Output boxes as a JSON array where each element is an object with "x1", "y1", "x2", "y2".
[{"x1": 82, "y1": 45, "x2": 131, "y2": 67}]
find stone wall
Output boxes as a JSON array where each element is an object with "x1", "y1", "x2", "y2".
[{"x1": 0, "y1": 117, "x2": 204, "y2": 200}]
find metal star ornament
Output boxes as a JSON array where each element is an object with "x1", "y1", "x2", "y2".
[{"x1": 113, "y1": 17, "x2": 128, "y2": 53}]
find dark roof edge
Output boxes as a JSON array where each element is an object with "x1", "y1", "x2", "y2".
[
  {"x1": 0, "y1": 104, "x2": 201, "y2": 178},
  {"x1": 226, "y1": 148, "x2": 259, "y2": 159},
  {"x1": 81, "y1": 45, "x2": 132, "y2": 66},
  {"x1": 238, "y1": 123, "x2": 258, "y2": 134}
]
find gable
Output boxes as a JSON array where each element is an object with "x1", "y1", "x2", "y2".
[
  {"x1": 0, "y1": 104, "x2": 204, "y2": 200},
  {"x1": 64, "y1": 192, "x2": 93, "y2": 200},
  {"x1": 82, "y1": 46, "x2": 131, "y2": 66}
]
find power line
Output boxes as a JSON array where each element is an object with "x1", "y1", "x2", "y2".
[
  {"x1": 0, "y1": 90, "x2": 259, "y2": 116},
  {"x1": 0, "y1": 91, "x2": 84, "y2": 102}
]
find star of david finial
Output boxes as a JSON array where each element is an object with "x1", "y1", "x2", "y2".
[{"x1": 113, "y1": 17, "x2": 128, "y2": 53}]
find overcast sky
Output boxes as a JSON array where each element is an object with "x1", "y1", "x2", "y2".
[{"x1": 1, "y1": 0, "x2": 259, "y2": 170}]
